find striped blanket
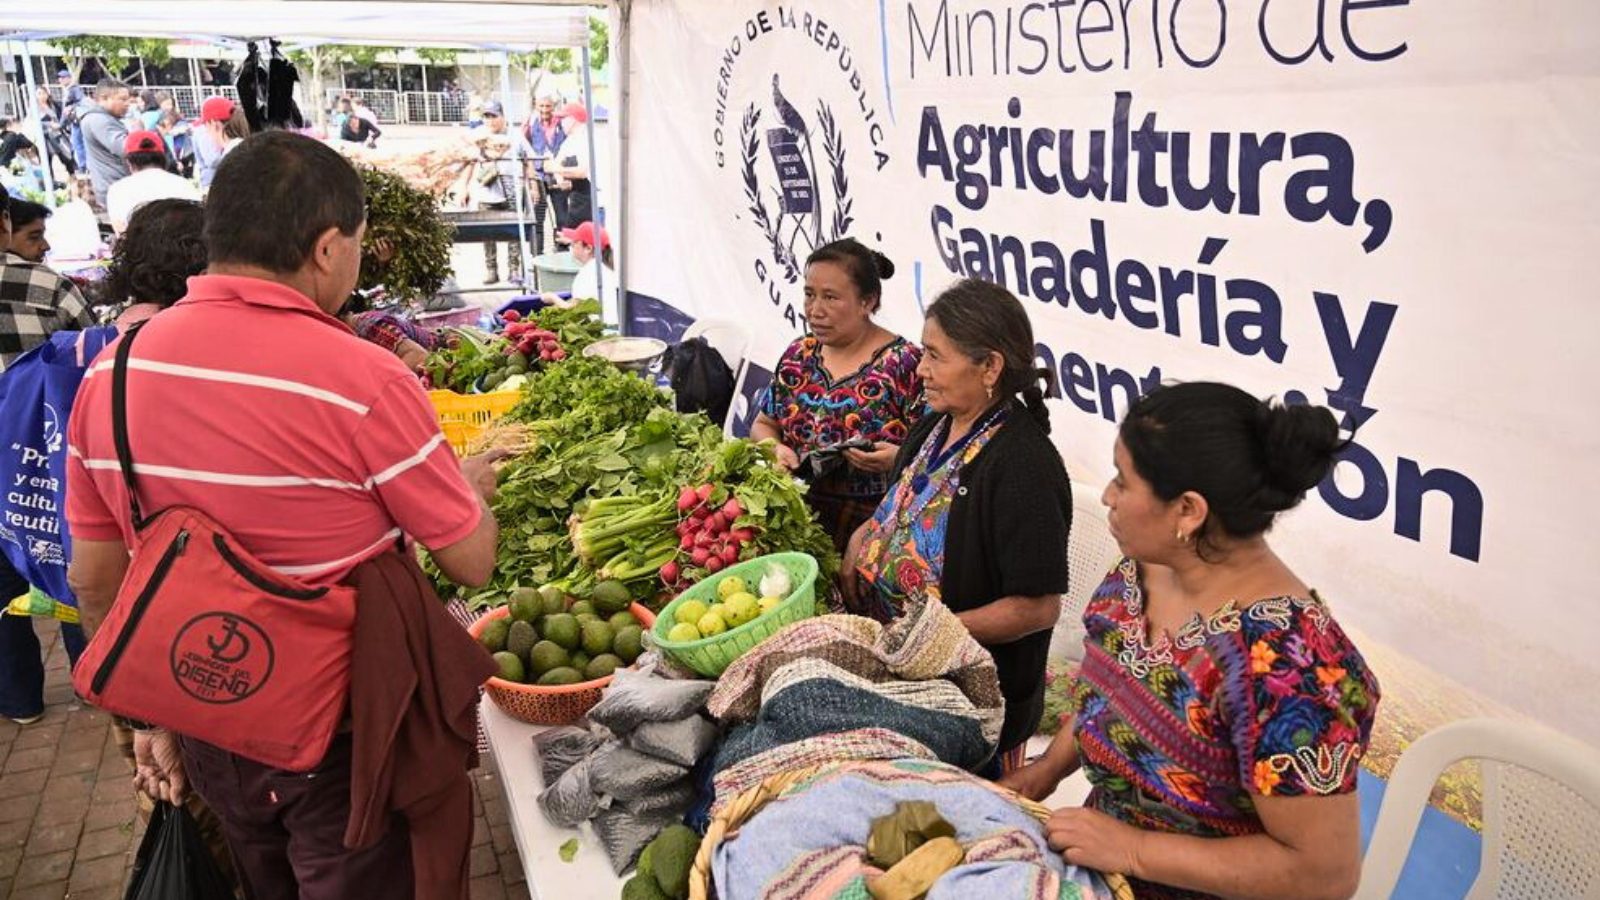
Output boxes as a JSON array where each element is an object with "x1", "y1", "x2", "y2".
[
  {"x1": 711, "y1": 759, "x2": 1129, "y2": 900},
  {"x1": 707, "y1": 599, "x2": 1004, "y2": 811}
]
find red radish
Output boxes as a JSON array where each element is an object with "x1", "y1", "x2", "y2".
[
  {"x1": 659, "y1": 561, "x2": 680, "y2": 584},
  {"x1": 503, "y1": 310, "x2": 522, "y2": 322},
  {"x1": 692, "y1": 506, "x2": 711, "y2": 521},
  {"x1": 694, "y1": 531, "x2": 715, "y2": 547},
  {"x1": 677, "y1": 487, "x2": 698, "y2": 512},
  {"x1": 551, "y1": 349, "x2": 567, "y2": 361},
  {"x1": 706, "y1": 556, "x2": 724, "y2": 573},
  {"x1": 733, "y1": 528, "x2": 755, "y2": 544},
  {"x1": 722, "y1": 498, "x2": 742, "y2": 520},
  {"x1": 707, "y1": 512, "x2": 726, "y2": 534},
  {"x1": 696, "y1": 483, "x2": 715, "y2": 502},
  {"x1": 720, "y1": 545, "x2": 739, "y2": 565},
  {"x1": 690, "y1": 547, "x2": 710, "y2": 566},
  {"x1": 679, "y1": 533, "x2": 694, "y2": 551}
]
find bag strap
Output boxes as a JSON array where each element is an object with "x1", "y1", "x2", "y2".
[{"x1": 111, "y1": 323, "x2": 146, "y2": 529}]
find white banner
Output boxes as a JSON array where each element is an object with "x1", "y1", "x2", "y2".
[{"x1": 623, "y1": 0, "x2": 1600, "y2": 747}]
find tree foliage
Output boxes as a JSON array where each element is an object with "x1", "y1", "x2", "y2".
[{"x1": 53, "y1": 36, "x2": 172, "y2": 73}]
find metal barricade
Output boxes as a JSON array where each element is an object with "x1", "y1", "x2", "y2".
[
  {"x1": 325, "y1": 89, "x2": 400, "y2": 124},
  {"x1": 402, "y1": 91, "x2": 470, "y2": 125},
  {"x1": 0, "y1": 83, "x2": 21, "y2": 119}
]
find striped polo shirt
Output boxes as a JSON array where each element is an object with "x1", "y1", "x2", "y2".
[{"x1": 66, "y1": 274, "x2": 482, "y2": 587}]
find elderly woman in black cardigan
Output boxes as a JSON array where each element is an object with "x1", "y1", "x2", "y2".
[{"x1": 841, "y1": 278, "x2": 1074, "y2": 775}]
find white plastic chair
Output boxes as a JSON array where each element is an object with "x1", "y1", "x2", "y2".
[
  {"x1": 1048, "y1": 480, "x2": 1122, "y2": 663},
  {"x1": 682, "y1": 319, "x2": 752, "y2": 435},
  {"x1": 1356, "y1": 717, "x2": 1600, "y2": 900}
]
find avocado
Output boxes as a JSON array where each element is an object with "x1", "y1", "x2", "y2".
[
  {"x1": 569, "y1": 600, "x2": 597, "y2": 618},
  {"x1": 581, "y1": 620, "x2": 615, "y2": 656},
  {"x1": 569, "y1": 650, "x2": 592, "y2": 672},
  {"x1": 505, "y1": 620, "x2": 538, "y2": 660},
  {"x1": 529, "y1": 641, "x2": 570, "y2": 677},
  {"x1": 538, "y1": 585, "x2": 568, "y2": 616},
  {"x1": 584, "y1": 653, "x2": 622, "y2": 681},
  {"x1": 646, "y1": 824, "x2": 700, "y2": 899},
  {"x1": 491, "y1": 651, "x2": 525, "y2": 683},
  {"x1": 621, "y1": 873, "x2": 669, "y2": 900},
  {"x1": 537, "y1": 666, "x2": 584, "y2": 686},
  {"x1": 542, "y1": 613, "x2": 581, "y2": 651},
  {"x1": 607, "y1": 610, "x2": 639, "y2": 631},
  {"x1": 592, "y1": 580, "x2": 632, "y2": 615},
  {"x1": 612, "y1": 625, "x2": 644, "y2": 664},
  {"x1": 478, "y1": 618, "x2": 511, "y2": 654}
]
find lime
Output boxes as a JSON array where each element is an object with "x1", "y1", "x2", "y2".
[
  {"x1": 529, "y1": 640, "x2": 570, "y2": 676},
  {"x1": 581, "y1": 620, "x2": 615, "y2": 656},
  {"x1": 584, "y1": 653, "x2": 623, "y2": 680},
  {"x1": 724, "y1": 594, "x2": 759, "y2": 628},
  {"x1": 537, "y1": 667, "x2": 584, "y2": 686},
  {"x1": 667, "y1": 622, "x2": 701, "y2": 643},
  {"x1": 759, "y1": 595, "x2": 783, "y2": 614},
  {"x1": 478, "y1": 618, "x2": 511, "y2": 653},
  {"x1": 716, "y1": 576, "x2": 747, "y2": 602},
  {"x1": 612, "y1": 625, "x2": 644, "y2": 663},
  {"x1": 608, "y1": 610, "x2": 638, "y2": 631},
  {"x1": 696, "y1": 609, "x2": 727, "y2": 637},
  {"x1": 491, "y1": 651, "x2": 525, "y2": 683},
  {"x1": 674, "y1": 599, "x2": 708, "y2": 627},
  {"x1": 542, "y1": 613, "x2": 581, "y2": 651}
]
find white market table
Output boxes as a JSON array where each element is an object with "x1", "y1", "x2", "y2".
[{"x1": 479, "y1": 697, "x2": 626, "y2": 900}]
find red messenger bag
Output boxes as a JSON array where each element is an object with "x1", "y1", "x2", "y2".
[{"x1": 72, "y1": 324, "x2": 357, "y2": 771}]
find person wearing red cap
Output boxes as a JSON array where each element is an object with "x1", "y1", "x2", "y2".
[
  {"x1": 193, "y1": 96, "x2": 250, "y2": 191},
  {"x1": 550, "y1": 101, "x2": 595, "y2": 231},
  {"x1": 105, "y1": 130, "x2": 201, "y2": 234},
  {"x1": 542, "y1": 220, "x2": 615, "y2": 311}
]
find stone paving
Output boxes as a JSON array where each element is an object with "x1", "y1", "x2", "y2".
[{"x1": 0, "y1": 618, "x2": 530, "y2": 900}]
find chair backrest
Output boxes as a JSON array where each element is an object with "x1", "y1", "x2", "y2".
[
  {"x1": 682, "y1": 319, "x2": 753, "y2": 436},
  {"x1": 1356, "y1": 717, "x2": 1600, "y2": 900},
  {"x1": 1048, "y1": 481, "x2": 1122, "y2": 662}
]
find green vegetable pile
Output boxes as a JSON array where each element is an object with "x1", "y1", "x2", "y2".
[
  {"x1": 427, "y1": 347, "x2": 838, "y2": 611},
  {"x1": 357, "y1": 165, "x2": 454, "y2": 303},
  {"x1": 622, "y1": 825, "x2": 698, "y2": 899},
  {"x1": 422, "y1": 300, "x2": 610, "y2": 394}
]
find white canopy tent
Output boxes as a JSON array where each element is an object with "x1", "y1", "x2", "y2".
[{"x1": 1, "y1": 0, "x2": 630, "y2": 321}]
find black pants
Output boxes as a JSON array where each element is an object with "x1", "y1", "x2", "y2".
[{"x1": 181, "y1": 733, "x2": 414, "y2": 900}]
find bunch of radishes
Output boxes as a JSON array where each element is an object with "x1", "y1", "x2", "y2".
[
  {"x1": 502, "y1": 312, "x2": 567, "y2": 363},
  {"x1": 659, "y1": 483, "x2": 756, "y2": 587}
]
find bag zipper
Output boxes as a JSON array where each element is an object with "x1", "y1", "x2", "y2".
[{"x1": 91, "y1": 529, "x2": 189, "y2": 696}]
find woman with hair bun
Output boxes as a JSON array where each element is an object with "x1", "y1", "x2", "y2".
[
  {"x1": 1002, "y1": 382, "x2": 1379, "y2": 900},
  {"x1": 843, "y1": 277, "x2": 1073, "y2": 774},
  {"x1": 750, "y1": 237, "x2": 925, "y2": 550}
]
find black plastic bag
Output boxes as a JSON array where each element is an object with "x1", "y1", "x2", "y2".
[
  {"x1": 125, "y1": 802, "x2": 234, "y2": 900},
  {"x1": 266, "y1": 40, "x2": 306, "y2": 129},
  {"x1": 235, "y1": 42, "x2": 269, "y2": 133},
  {"x1": 663, "y1": 337, "x2": 735, "y2": 426}
]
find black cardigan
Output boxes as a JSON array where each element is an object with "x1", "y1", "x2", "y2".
[{"x1": 892, "y1": 401, "x2": 1074, "y2": 751}]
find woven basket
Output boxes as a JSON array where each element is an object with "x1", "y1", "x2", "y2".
[
  {"x1": 651, "y1": 552, "x2": 819, "y2": 677},
  {"x1": 687, "y1": 764, "x2": 1135, "y2": 900},
  {"x1": 468, "y1": 603, "x2": 656, "y2": 726}
]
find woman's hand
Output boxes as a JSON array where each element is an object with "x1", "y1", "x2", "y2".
[
  {"x1": 1046, "y1": 808, "x2": 1148, "y2": 877},
  {"x1": 843, "y1": 442, "x2": 899, "y2": 474},
  {"x1": 998, "y1": 759, "x2": 1065, "y2": 803},
  {"x1": 132, "y1": 729, "x2": 188, "y2": 805},
  {"x1": 772, "y1": 443, "x2": 801, "y2": 472}
]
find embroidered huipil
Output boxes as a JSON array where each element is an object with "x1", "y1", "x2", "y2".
[{"x1": 1069, "y1": 559, "x2": 1380, "y2": 900}]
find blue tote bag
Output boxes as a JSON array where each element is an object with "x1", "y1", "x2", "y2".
[{"x1": 0, "y1": 327, "x2": 116, "y2": 610}]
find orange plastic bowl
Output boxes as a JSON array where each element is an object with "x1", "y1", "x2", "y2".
[{"x1": 469, "y1": 603, "x2": 656, "y2": 726}]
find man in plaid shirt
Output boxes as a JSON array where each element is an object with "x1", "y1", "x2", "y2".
[{"x1": 0, "y1": 193, "x2": 94, "y2": 372}]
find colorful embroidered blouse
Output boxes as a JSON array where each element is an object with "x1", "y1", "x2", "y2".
[
  {"x1": 851, "y1": 411, "x2": 1006, "y2": 622},
  {"x1": 1069, "y1": 559, "x2": 1380, "y2": 899},
  {"x1": 760, "y1": 336, "x2": 924, "y2": 499}
]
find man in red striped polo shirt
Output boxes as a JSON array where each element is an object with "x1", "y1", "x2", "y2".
[{"x1": 66, "y1": 131, "x2": 500, "y2": 899}]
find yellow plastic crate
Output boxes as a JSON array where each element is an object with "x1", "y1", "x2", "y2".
[{"x1": 429, "y1": 389, "x2": 521, "y2": 455}]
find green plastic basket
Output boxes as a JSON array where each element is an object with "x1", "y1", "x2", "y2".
[{"x1": 651, "y1": 552, "x2": 819, "y2": 677}]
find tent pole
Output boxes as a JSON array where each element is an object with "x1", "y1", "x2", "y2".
[
  {"x1": 580, "y1": 42, "x2": 605, "y2": 325},
  {"x1": 499, "y1": 55, "x2": 532, "y2": 285},
  {"x1": 16, "y1": 40, "x2": 58, "y2": 208},
  {"x1": 614, "y1": 0, "x2": 630, "y2": 334}
]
